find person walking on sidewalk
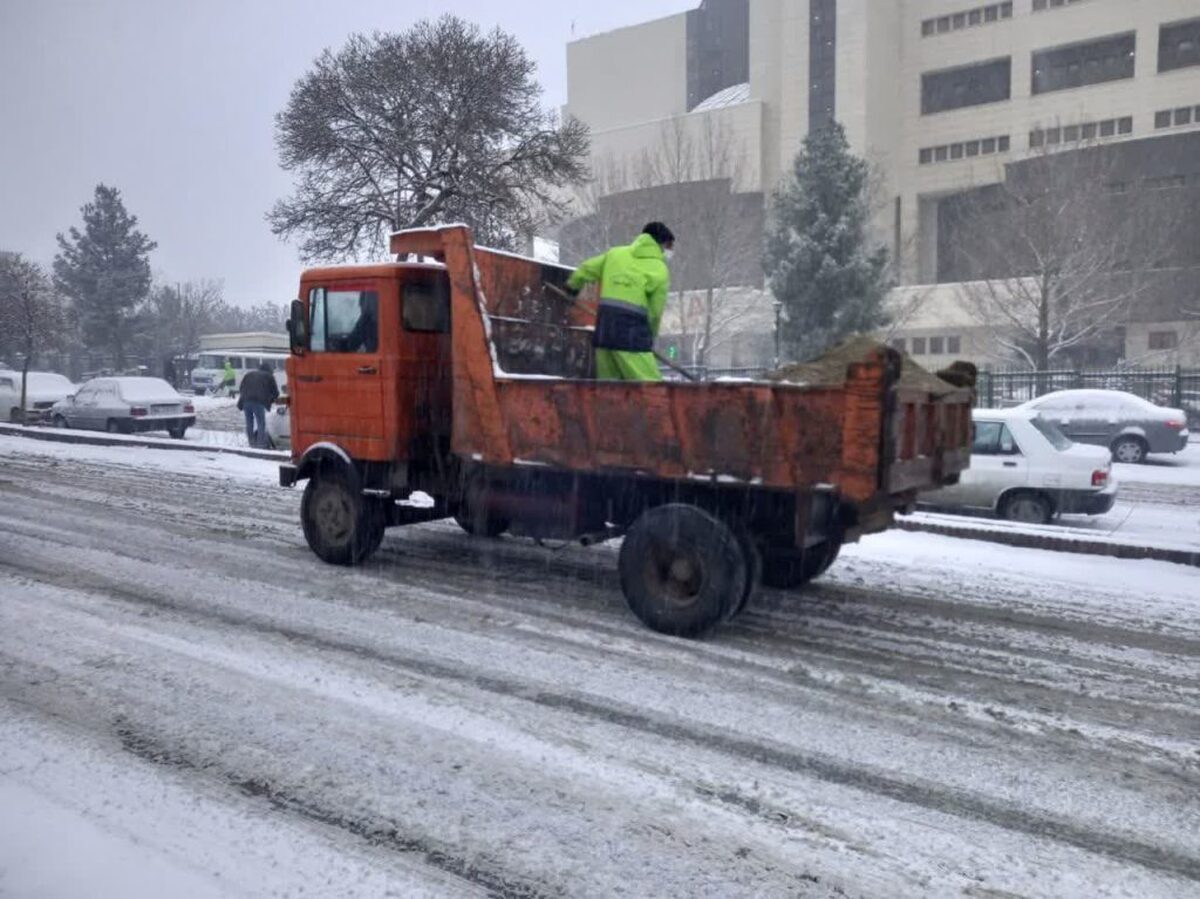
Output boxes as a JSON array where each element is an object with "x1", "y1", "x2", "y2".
[{"x1": 236, "y1": 363, "x2": 279, "y2": 448}]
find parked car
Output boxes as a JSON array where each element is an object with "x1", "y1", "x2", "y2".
[
  {"x1": 1016, "y1": 389, "x2": 1189, "y2": 464},
  {"x1": 51, "y1": 377, "x2": 196, "y2": 438},
  {"x1": 265, "y1": 400, "x2": 290, "y2": 450},
  {"x1": 0, "y1": 370, "x2": 77, "y2": 423},
  {"x1": 922, "y1": 408, "x2": 1116, "y2": 524}
]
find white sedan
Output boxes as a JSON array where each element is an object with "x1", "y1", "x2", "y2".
[{"x1": 922, "y1": 408, "x2": 1116, "y2": 524}]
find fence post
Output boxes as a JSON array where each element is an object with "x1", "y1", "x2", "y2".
[
  {"x1": 1175, "y1": 365, "x2": 1183, "y2": 409},
  {"x1": 985, "y1": 370, "x2": 994, "y2": 408}
]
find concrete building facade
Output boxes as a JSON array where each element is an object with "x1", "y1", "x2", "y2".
[{"x1": 565, "y1": 0, "x2": 1200, "y2": 366}]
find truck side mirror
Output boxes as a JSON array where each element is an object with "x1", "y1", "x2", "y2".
[{"x1": 288, "y1": 299, "x2": 309, "y2": 352}]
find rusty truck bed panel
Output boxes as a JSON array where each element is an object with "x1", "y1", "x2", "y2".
[{"x1": 391, "y1": 225, "x2": 972, "y2": 506}]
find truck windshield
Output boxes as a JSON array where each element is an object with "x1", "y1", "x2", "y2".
[{"x1": 1030, "y1": 415, "x2": 1073, "y2": 451}]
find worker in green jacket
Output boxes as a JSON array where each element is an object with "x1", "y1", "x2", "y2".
[
  {"x1": 566, "y1": 222, "x2": 674, "y2": 381},
  {"x1": 221, "y1": 358, "x2": 237, "y2": 395}
]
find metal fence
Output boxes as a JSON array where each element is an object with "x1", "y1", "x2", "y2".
[
  {"x1": 977, "y1": 367, "x2": 1200, "y2": 422},
  {"x1": 676, "y1": 363, "x2": 1200, "y2": 426}
]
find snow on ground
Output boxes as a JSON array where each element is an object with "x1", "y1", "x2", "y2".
[
  {"x1": 913, "y1": 500, "x2": 1200, "y2": 552},
  {"x1": 1115, "y1": 440, "x2": 1200, "y2": 487},
  {"x1": 2, "y1": 440, "x2": 1199, "y2": 896},
  {"x1": 0, "y1": 434, "x2": 278, "y2": 483}
]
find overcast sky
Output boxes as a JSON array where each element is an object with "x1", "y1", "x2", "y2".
[{"x1": 0, "y1": 0, "x2": 695, "y2": 307}]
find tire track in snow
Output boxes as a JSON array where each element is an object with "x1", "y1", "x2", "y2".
[{"x1": 4, "y1": 552, "x2": 1200, "y2": 884}]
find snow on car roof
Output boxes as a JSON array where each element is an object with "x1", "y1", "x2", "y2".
[
  {"x1": 110, "y1": 377, "x2": 180, "y2": 400},
  {"x1": 972, "y1": 407, "x2": 1036, "y2": 420}
]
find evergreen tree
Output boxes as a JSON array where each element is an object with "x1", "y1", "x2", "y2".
[
  {"x1": 764, "y1": 123, "x2": 890, "y2": 362},
  {"x1": 53, "y1": 185, "x2": 157, "y2": 367}
]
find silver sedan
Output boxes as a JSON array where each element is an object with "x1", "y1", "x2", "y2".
[
  {"x1": 1018, "y1": 389, "x2": 1189, "y2": 464},
  {"x1": 52, "y1": 376, "x2": 196, "y2": 438}
]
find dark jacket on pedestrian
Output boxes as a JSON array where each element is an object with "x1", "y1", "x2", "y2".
[{"x1": 237, "y1": 367, "x2": 280, "y2": 409}]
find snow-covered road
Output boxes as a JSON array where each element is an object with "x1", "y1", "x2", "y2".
[{"x1": 2, "y1": 442, "x2": 1199, "y2": 897}]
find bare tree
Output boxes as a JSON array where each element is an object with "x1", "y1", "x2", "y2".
[
  {"x1": 269, "y1": 16, "x2": 589, "y2": 261},
  {"x1": 562, "y1": 117, "x2": 764, "y2": 367},
  {"x1": 0, "y1": 254, "x2": 67, "y2": 421},
  {"x1": 142, "y1": 280, "x2": 224, "y2": 375},
  {"x1": 942, "y1": 145, "x2": 1181, "y2": 370}
]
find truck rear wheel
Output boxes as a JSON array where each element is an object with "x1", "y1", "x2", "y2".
[
  {"x1": 760, "y1": 537, "x2": 842, "y2": 590},
  {"x1": 453, "y1": 474, "x2": 509, "y2": 538},
  {"x1": 301, "y1": 472, "x2": 385, "y2": 565},
  {"x1": 618, "y1": 504, "x2": 746, "y2": 638}
]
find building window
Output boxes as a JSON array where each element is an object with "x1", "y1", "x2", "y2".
[
  {"x1": 1175, "y1": 107, "x2": 1193, "y2": 125},
  {"x1": 1032, "y1": 32, "x2": 1135, "y2": 94},
  {"x1": 1063, "y1": 124, "x2": 1079, "y2": 141},
  {"x1": 922, "y1": 57, "x2": 1011, "y2": 114},
  {"x1": 1118, "y1": 116, "x2": 1133, "y2": 134},
  {"x1": 947, "y1": 336, "x2": 962, "y2": 354},
  {"x1": 930, "y1": 336, "x2": 945, "y2": 355},
  {"x1": 890, "y1": 338, "x2": 906, "y2": 352},
  {"x1": 922, "y1": 19, "x2": 936, "y2": 36},
  {"x1": 1149, "y1": 331, "x2": 1179, "y2": 350},
  {"x1": 937, "y1": 15, "x2": 952, "y2": 33},
  {"x1": 1099, "y1": 119, "x2": 1115, "y2": 136},
  {"x1": 1155, "y1": 110, "x2": 1172, "y2": 128},
  {"x1": 1045, "y1": 126, "x2": 1061, "y2": 144},
  {"x1": 1030, "y1": 129, "x2": 1044, "y2": 147},
  {"x1": 1159, "y1": 18, "x2": 1200, "y2": 73},
  {"x1": 809, "y1": 0, "x2": 837, "y2": 131},
  {"x1": 920, "y1": 135, "x2": 1008, "y2": 165},
  {"x1": 912, "y1": 337, "x2": 927, "y2": 355},
  {"x1": 1081, "y1": 121, "x2": 1097, "y2": 139}
]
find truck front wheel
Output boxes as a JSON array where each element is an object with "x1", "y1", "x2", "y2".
[
  {"x1": 618, "y1": 504, "x2": 746, "y2": 638},
  {"x1": 301, "y1": 472, "x2": 385, "y2": 565}
]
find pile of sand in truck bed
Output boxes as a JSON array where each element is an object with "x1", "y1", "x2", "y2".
[{"x1": 764, "y1": 335, "x2": 969, "y2": 396}]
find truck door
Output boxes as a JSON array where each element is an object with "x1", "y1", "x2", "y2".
[{"x1": 291, "y1": 281, "x2": 387, "y2": 460}]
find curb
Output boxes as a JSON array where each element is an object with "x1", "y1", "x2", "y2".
[
  {"x1": 895, "y1": 518, "x2": 1200, "y2": 569},
  {"x1": 0, "y1": 423, "x2": 287, "y2": 462}
]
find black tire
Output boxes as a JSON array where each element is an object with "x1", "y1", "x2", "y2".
[
  {"x1": 300, "y1": 472, "x2": 385, "y2": 565},
  {"x1": 453, "y1": 475, "x2": 508, "y2": 538},
  {"x1": 729, "y1": 526, "x2": 762, "y2": 618},
  {"x1": 52, "y1": 415, "x2": 67, "y2": 429},
  {"x1": 1111, "y1": 435, "x2": 1147, "y2": 465},
  {"x1": 106, "y1": 419, "x2": 123, "y2": 434},
  {"x1": 999, "y1": 491, "x2": 1053, "y2": 524},
  {"x1": 168, "y1": 425, "x2": 187, "y2": 439},
  {"x1": 618, "y1": 504, "x2": 746, "y2": 638},
  {"x1": 8, "y1": 407, "x2": 23, "y2": 424},
  {"x1": 760, "y1": 538, "x2": 841, "y2": 590}
]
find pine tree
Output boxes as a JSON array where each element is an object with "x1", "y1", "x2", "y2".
[
  {"x1": 53, "y1": 185, "x2": 157, "y2": 368},
  {"x1": 764, "y1": 123, "x2": 890, "y2": 363}
]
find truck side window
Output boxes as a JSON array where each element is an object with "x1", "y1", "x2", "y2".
[
  {"x1": 309, "y1": 288, "x2": 378, "y2": 353},
  {"x1": 403, "y1": 276, "x2": 450, "y2": 333}
]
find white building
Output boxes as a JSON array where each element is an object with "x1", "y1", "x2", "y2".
[{"x1": 565, "y1": 0, "x2": 1200, "y2": 366}]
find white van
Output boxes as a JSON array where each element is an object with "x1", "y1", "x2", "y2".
[{"x1": 190, "y1": 352, "x2": 288, "y2": 395}]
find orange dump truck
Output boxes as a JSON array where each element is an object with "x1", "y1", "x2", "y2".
[{"x1": 280, "y1": 224, "x2": 972, "y2": 637}]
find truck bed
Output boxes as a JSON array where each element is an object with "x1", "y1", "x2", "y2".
[{"x1": 390, "y1": 225, "x2": 972, "y2": 510}]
